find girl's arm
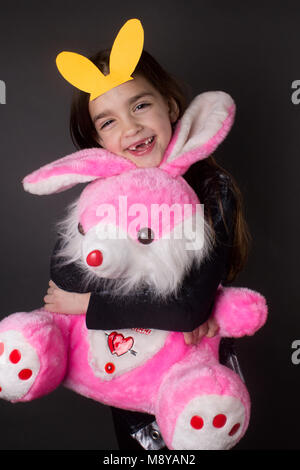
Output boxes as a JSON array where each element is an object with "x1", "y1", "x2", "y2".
[
  {"x1": 43, "y1": 280, "x2": 218, "y2": 343},
  {"x1": 44, "y1": 280, "x2": 91, "y2": 315},
  {"x1": 43, "y1": 278, "x2": 218, "y2": 342}
]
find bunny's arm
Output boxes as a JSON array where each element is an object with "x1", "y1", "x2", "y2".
[{"x1": 50, "y1": 173, "x2": 236, "y2": 332}]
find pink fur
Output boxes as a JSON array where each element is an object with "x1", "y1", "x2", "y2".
[
  {"x1": 65, "y1": 324, "x2": 187, "y2": 412},
  {"x1": 0, "y1": 286, "x2": 267, "y2": 449},
  {"x1": 0, "y1": 310, "x2": 69, "y2": 401},
  {"x1": 160, "y1": 103, "x2": 236, "y2": 177},
  {"x1": 213, "y1": 286, "x2": 268, "y2": 337},
  {"x1": 156, "y1": 348, "x2": 251, "y2": 448},
  {"x1": 79, "y1": 168, "x2": 199, "y2": 236},
  {"x1": 23, "y1": 149, "x2": 136, "y2": 184}
]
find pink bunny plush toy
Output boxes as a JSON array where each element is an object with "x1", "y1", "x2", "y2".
[{"x1": 0, "y1": 91, "x2": 267, "y2": 450}]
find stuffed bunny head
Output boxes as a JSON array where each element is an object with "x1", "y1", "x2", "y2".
[
  {"x1": 57, "y1": 166, "x2": 212, "y2": 297},
  {"x1": 23, "y1": 91, "x2": 235, "y2": 298}
]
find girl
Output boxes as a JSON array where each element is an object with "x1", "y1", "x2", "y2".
[{"x1": 44, "y1": 49, "x2": 250, "y2": 450}]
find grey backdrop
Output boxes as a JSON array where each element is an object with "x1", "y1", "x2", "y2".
[{"x1": 0, "y1": 0, "x2": 299, "y2": 451}]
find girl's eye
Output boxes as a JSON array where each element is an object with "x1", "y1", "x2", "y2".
[
  {"x1": 135, "y1": 102, "x2": 150, "y2": 111},
  {"x1": 100, "y1": 119, "x2": 114, "y2": 130}
]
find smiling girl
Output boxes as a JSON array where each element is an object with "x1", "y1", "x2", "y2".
[
  {"x1": 89, "y1": 74, "x2": 178, "y2": 168},
  {"x1": 44, "y1": 49, "x2": 250, "y2": 450}
]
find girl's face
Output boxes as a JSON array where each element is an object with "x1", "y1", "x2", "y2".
[{"x1": 88, "y1": 75, "x2": 179, "y2": 168}]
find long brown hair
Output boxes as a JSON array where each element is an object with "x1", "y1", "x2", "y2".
[{"x1": 69, "y1": 49, "x2": 251, "y2": 283}]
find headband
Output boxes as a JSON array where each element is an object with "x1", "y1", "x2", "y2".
[{"x1": 56, "y1": 18, "x2": 144, "y2": 101}]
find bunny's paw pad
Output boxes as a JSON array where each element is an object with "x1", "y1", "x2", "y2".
[
  {"x1": 172, "y1": 394, "x2": 246, "y2": 450},
  {"x1": 0, "y1": 330, "x2": 40, "y2": 400}
]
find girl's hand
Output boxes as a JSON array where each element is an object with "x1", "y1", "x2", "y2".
[
  {"x1": 44, "y1": 280, "x2": 91, "y2": 315},
  {"x1": 183, "y1": 317, "x2": 219, "y2": 345}
]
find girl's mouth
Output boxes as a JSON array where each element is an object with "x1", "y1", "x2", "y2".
[{"x1": 126, "y1": 136, "x2": 156, "y2": 157}]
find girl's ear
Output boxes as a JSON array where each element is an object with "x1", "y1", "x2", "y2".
[{"x1": 168, "y1": 97, "x2": 180, "y2": 124}]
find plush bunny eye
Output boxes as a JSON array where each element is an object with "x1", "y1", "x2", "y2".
[
  {"x1": 78, "y1": 222, "x2": 85, "y2": 235},
  {"x1": 137, "y1": 227, "x2": 154, "y2": 245}
]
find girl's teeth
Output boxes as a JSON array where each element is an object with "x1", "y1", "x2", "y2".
[{"x1": 129, "y1": 136, "x2": 154, "y2": 150}]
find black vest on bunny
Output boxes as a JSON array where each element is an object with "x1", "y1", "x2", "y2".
[{"x1": 50, "y1": 170, "x2": 236, "y2": 332}]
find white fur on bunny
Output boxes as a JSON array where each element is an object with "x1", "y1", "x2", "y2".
[{"x1": 54, "y1": 199, "x2": 213, "y2": 298}]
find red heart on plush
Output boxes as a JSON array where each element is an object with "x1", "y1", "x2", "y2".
[{"x1": 107, "y1": 332, "x2": 134, "y2": 356}]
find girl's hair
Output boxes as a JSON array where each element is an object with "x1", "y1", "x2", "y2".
[{"x1": 69, "y1": 49, "x2": 251, "y2": 283}]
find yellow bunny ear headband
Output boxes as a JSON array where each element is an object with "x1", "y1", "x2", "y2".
[{"x1": 56, "y1": 18, "x2": 144, "y2": 101}]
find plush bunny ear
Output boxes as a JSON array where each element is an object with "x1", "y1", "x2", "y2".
[
  {"x1": 22, "y1": 147, "x2": 136, "y2": 195},
  {"x1": 159, "y1": 91, "x2": 236, "y2": 176}
]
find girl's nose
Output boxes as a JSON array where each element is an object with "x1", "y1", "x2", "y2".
[{"x1": 122, "y1": 117, "x2": 143, "y2": 137}]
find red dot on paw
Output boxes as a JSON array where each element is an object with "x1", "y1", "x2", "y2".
[
  {"x1": 229, "y1": 423, "x2": 241, "y2": 436},
  {"x1": 213, "y1": 414, "x2": 227, "y2": 428},
  {"x1": 0, "y1": 342, "x2": 4, "y2": 356},
  {"x1": 9, "y1": 349, "x2": 21, "y2": 364},
  {"x1": 190, "y1": 415, "x2": 204, "y2": 429},
  {"x1": 18, "y1": 369, "x2": 32, "y2": 380},
  {"x1": 0, "y1": 386, "x2": 2, "y2": 392}
]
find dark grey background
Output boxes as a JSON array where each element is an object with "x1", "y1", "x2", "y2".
[{"x1": 0, "y1": 0, "x2": 299, "y2": 451}]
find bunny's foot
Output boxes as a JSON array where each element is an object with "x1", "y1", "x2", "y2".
[
  {"x1": 0, "y1": 329, "x2": 40, "y2": 401},
  {"x1": 156, "y1": 355, "x2": 250, "y2": 450},
  {"x1": 171, "y1": 393, "x2": 246, "y2": 450},
  {"x1": 0, "y1": 310, "x2": 69, "y2": 402}
]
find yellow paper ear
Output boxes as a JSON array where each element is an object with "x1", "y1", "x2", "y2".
[
  {"x1": 109, "y1": 18, "x2": 144, "y2": 79},
  {"x1": 56, "y1": 51, "x2": 106, "y2": 95},
  {"x1": 56, "y1": 19, "x2": 144, "y2": 101}
]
